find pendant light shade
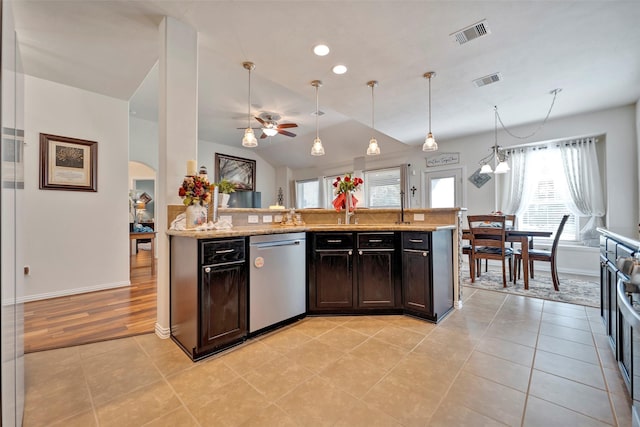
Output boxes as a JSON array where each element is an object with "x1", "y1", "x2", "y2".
[
  {"x1": 310, "y1": 80, "x2": 325, "y2": 156},
  {"x1": 366, "y1": 80, "x2": 381, "y2": 156},
  {"x1": 479, "y1": 107, "x2": 510, "y2": 174},
  {"x1": 422, "y1": 71, "x2": 438, "y2": 152},
  {"x1": 242, "y1": 62, "x2": 258, "y2": 148}
]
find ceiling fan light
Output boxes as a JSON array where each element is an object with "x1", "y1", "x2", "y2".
[
  {"x1": 263, "y1": 128, "x2": 278, "y2": 137},
  {"x1": 422, "y1": 132, "x2": 438, "y2": 152},
  {"x1": 494, "y1": 160, "x2": 510, "y2": 174},
  {"x1": 367, "y1": 137, "x2": 380, "y2": 155},
  {"x1": 480, "y1": 163, "x2": 493, "y2": 174},
  {"x1": 242, "y1": 128, "x2": 258, "y2": 147},
  {"x1": 311, "y1": 137, "x2": 325, "y2": 156}
]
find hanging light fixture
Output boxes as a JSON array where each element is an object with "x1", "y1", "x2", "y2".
[
  {"x1": 422, "y1": 71, "x2": 438, "y2": 152},
  {"x1": 479, "y1": 106, "x2": 510, "y2": 174},
  {"x1": 241, "y1": 61, "x2": 258, "y2": 148},
  {"x1": 310, "y1": 80, "x2": 325, "y2": 156},
  {"x1": 366, "y1": 80, "x2": 380, "y2": 156}
]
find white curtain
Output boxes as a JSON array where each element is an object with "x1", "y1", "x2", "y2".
[
  {"x1": 559, "y1": 138, "x2": 605, "y2": 246},
  {"x1": 499, "y1": 149, "x2": 533, "y2": 217}
]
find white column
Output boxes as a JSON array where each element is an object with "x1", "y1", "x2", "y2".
[{"x1": 155, "y1": 16, "x2": 199, "y2": 338}]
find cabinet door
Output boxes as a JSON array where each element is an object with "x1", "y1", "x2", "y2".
[
  {"x1": 608, "y1": 263, "x2": 618, "y2": 352},
  {"x1": 314, "y1": 251, "x2": 354, "y2": 309},
  {"x1": 200, "y1": 262, "x2": 247, "y2": 351},
  {"x1": 402, "y1": 250, "x2": 431, "y2": 314},
  {"x1": 357, "y1": 250, "x2": 396, "y2": 308}
]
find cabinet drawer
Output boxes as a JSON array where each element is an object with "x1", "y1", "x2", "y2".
[
  {"x1": 315, "y1": 233, "x2": 354, "y2": 250},
  {"x1": 358, "y1": 232, "x2": 395, "y2": 249},
  {"x1": 402, "y1": 232, "x2": 430, "y2": 250},
  {"x1": 201, "y1": 238, "x2": 246, "y2": 265}
]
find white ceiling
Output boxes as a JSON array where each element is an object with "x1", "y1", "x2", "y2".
[{"x1": 11, "y1": 1, "x2": 640, "y2": 169}]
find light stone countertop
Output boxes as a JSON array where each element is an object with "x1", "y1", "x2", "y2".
[{"x1": 167, "y1": 223, "x2": 456, "y2": 239}]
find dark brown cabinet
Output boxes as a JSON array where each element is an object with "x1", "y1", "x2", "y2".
[
  {"x1": 308, "y1": 233, "x2": 355, "y2": 311},
  {"x1": 401, "y1": 230, "x2": 453, "y2": 321},
  {"x1": 356, "y1": 233, "x2": 400, "y2": 308},
  {"x1": 170, "y1": 236, "x2": 247, "y2": 360},
  {"x1": 308, "y1": 232, "x2": 401, "y2": 313}
]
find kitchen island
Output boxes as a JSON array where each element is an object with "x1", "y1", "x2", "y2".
[{"x1": 168, "y1": 207, "x2": 463, "y2": 360}]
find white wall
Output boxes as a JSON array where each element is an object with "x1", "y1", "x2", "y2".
[
  {"x1": 22, "y1": 76, "x2": 130, "y2": 301},
  {"x1": 198, "y1": 140, "x2": 276, "y2": 206},
  {"x1": 129, "y1": 116, "x2": 158, "y2": 171}
]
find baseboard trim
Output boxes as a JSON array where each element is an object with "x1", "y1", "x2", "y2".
[
  {"x1": 155, "y1": 323, "x2": 171, "y2": 339},
  {"x1": 17, "y1": 280, "x2": 131, "y2": 303}
]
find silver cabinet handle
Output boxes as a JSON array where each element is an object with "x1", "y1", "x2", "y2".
[
  {"x1": 369, "y1": 239, "x2": 382, "y2": 243},
  {"x1": 410, "y1": 239, "x2": 423, "y2": 243},
  {"x1": 215, "y1": 249, "x2": 234, "y2": 254},
  {"x1": 359, "y1": 250, "x2": 363, "y2": 255},
  {"x1": 348, "y1": 250, "x2": 353, "y2": 256},
  {"x1": 423, "y1": 252, "x2": 427, "y2": 257},
  {"x1": 327, "y1": 239, "x2": 342, "y2": 243},
  {"x1": 204, "y1": 267, "x2": 211, "y2": 273}
]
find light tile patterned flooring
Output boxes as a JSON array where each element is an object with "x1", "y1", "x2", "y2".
[{"x1": 24, "y1": 288, "x2": 632, "y2": 426}]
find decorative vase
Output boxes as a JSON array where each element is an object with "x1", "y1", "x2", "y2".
[
  {"x1": 185, "y1": 204, "x2": 207, "y2": 229},
  {"x1": 219, "y1": 193, "x2": 230, "y2": 208}
]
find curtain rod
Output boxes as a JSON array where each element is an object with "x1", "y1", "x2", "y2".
[{"x1": 501, "y1": 133, "x2": 602, "y2": 153}]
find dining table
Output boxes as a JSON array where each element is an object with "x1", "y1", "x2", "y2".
[{"x1": 462, "y1": 228, "x2": 552, "y2": 290}]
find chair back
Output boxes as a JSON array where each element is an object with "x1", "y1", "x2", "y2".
[
  {"x1": 505, "y1": 214, "x2": 516, "y2": 230},
  {"x1": 551, "y1": 215, "x2": 570, "y2": 256},
  {"x1": 467, "y1": 215, "x2": 508, "y2": 254}
]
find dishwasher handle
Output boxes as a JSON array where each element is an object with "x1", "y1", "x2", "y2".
[{"x1": 253, "y1": 240, "x2": 302, "y2": 249}]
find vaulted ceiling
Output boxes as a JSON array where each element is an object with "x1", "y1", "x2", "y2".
[{"x1": 11, "y1": 1, "x2": 640, "y2": 169}]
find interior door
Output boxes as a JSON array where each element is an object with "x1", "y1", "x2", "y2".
[
  {"x1": 422, "y1": 167, "x2": 464, "y2": 208},
  {"x1": 1, "y1": 2, "x2": 25, "y2": 424}
]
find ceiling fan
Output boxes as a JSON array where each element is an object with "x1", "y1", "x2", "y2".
[{"x1": 238, "y1": 113, "x2": 298, "y2": 139}]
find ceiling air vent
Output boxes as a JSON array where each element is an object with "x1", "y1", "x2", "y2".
[
  {"x1": 451, "y1": 19, "x2": 490, "y2": 45},
  {"x1": 473, "y1": 72, "x2": 503, "y2": 88}
]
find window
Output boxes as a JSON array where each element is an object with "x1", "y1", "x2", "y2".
[
  {"x1": 295, "y1": 179, "x2": 320, "y2": 208},
  {"x1": 364, "y1": 167, "x2": 401, "y2": 208},
  {"x1": 518, "y1": 149, "x2": 578, "y2": 241}
]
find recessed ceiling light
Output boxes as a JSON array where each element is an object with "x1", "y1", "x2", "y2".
[
  {"x1": 313, "y1": 44, "x2": 330, "y2": 56},
  {"x1": 332, "y1": 65, "x2": 347, "y2": 75}
]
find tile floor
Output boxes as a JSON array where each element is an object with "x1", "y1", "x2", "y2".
[{"x1": 24, "y1": 288, "x2": 633, "y2": 426}]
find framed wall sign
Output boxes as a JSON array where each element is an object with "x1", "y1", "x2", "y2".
[
  {"x1": 468, "y1": 168, "x2": 491, "y2": 188},
  {"x1": 215, "y1": 153, "x2": 256, "y2": 191},
  {"x1": 39, "y1": 133, "x2": 97, "y2": 192},
  {"x1": 426, "y1": 152, "x2": 460, "y2": 167}
]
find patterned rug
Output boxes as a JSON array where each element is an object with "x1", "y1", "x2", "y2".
[{"x1": 461, "y1": 268, "x2": 600, "y2": 308}]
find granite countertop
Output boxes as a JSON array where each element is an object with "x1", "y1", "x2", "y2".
[{"x1": 167, "y1": 223, "x2": 457, "y2": 239}]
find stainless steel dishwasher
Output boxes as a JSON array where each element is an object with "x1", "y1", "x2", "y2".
[{"x1": 249, "y1": 232, "x2": 306, "y2": 333}]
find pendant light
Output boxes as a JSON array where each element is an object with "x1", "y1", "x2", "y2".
[
  {"x1": 241, "y1": 61, "x2": 258, "y2": 148},
  {"x1": 310, "y1": 80, "x2": 325, "y2": 156},
  {"x1": 366, "y1": 80, "x2": 381, "y2": 156},
  {"x1": 479, "y1": 106, "x2": 510, "y2": 174},
  {"x1": 422, "y1": 71, "x2": 438, "y2": 152}
]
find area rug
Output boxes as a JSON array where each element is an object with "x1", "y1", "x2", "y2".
[{"x1": 461, "y1": 268, "x2": 600, "y2": 308}]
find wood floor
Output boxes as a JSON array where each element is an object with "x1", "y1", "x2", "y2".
[{"x1": 24, "y1": 250, "x2": 157, "y2": 353}]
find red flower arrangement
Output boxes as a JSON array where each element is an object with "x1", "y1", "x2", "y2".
[
  {"x1": 179, "y1": 175, "x2": 213, "y2": 206},
  {"x1": 332, "y1": 174, "x2": 363, "y2": 212}
]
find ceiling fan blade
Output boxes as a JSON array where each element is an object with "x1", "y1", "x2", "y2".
[
  {"x1": 254, "y1": 117, "x2": 266, "y2": 125},
  {"x1": 260, "y1": 132, "x2": 268, "y2": 139},
  {"x1": 277, "y1": 123, "x2": 298, "y2": 129},
  {"x1": 278, "y1": 130, "x2": 296, "y2": 137}
]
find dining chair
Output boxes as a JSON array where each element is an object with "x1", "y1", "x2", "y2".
[
  {"x1": 467, "y1": 215, "x2": 513, "y2": 287},
  {"x1": 513, "y1": 214, "x2": 569, "y2": 291},
  {"x1": 471, "y1": 213, "x2": 517, "y2": 276},
  {"x1": 462, "y1": 230, "x2": 481, "y2": 279}
]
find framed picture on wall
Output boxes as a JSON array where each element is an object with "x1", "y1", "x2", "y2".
[
  {"x1": 215, "y1": 153, "x2": 256, "y2": 191},
  {"x1": 39, "y1": 133, "x2": 98, "y2": 192},
  {"x1": 468, "y1": 168, "x2": 491, "y2": 188}
]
